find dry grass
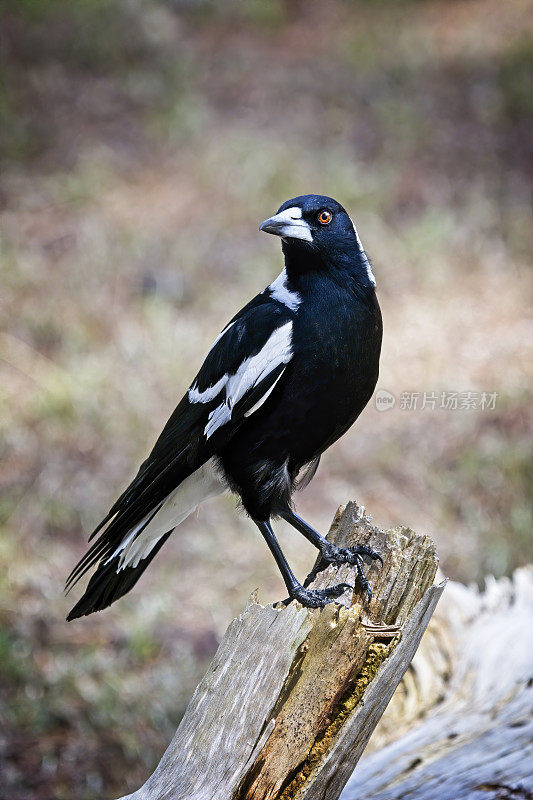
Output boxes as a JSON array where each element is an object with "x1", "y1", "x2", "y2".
[{"x1": 1, "y1": 1, "x2": 532, "y2": 797}]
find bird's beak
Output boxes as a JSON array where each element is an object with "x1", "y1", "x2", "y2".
[{"x1": 259, "y1": 207, "x2": 313, "y2": 243}]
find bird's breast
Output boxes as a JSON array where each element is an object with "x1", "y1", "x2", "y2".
[
  {"x1": 274, "y1": 291, "x2": 382, "y2": 461},
  {"x1": 222, "y1": 286, "x2": 382, "y2": 475}
]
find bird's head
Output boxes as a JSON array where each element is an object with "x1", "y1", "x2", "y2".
[{"x1": 259, "y1": 194, "x2": 375, "y2": 287}]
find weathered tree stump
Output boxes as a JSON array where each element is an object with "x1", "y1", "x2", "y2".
[
  {"x1": 117, "y1": 502, "x2": 444, "y2": 800},
  {"x1": 342, "y1": 566, "x2": 533, "y2": 800}
]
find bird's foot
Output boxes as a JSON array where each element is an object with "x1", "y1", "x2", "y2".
[
  {"x1": 321, "y1": 542, "x2": 383, "y2": 569},
  {"x1": 305, "y1": 543, "x2": 383, "y2": 602},
  {"x1": 283, "y1": 582, "x2": 353, "y2": 609}
]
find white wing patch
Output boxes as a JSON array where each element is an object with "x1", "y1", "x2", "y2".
[
  {"x1": 243, "y1": 370, "x2": 284, "y2": 417},
  {"x1": 188, "y1": 373, "x2": 227, "y2": 404},
  {"x1": 111, "y1": 459, "x2": 225, "y2": 571},
  {"x1": 204, "y1": 320, "x2": 293, "y2": 438},
  {"x1": 188, "y1": 320, "x2": 239, "y2": 404},
  {"x1": 268, "y1": 269, "x2": 301, "y2": 311}
]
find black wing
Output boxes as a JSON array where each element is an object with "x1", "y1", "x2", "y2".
[{"x1": 66, "y1": 292, "x2": 294, "y2": 593}]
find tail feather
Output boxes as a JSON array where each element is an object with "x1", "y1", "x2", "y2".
[
  {"x1": 65, "y1": 396, "x2": 217, "y2": 619},
  {"x1": 65, "y1": 446, "x2": 196, "y2": 595},
  {"x1": 66, "y1": 532, "x2": 171, "y2": 620},
  {"x1": 65, "y1": 502, "x2": 162, "y2": 593},
  {"x1": 65, "y1": 531, "x2": 115, "y2": 593},
  {"x1": 85, "y1": 394, "x2": 209, "y2": 547}
]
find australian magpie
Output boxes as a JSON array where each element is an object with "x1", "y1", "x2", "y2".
[{"x1": 66, "y1": 194, "x2": 383, "y2": 620}]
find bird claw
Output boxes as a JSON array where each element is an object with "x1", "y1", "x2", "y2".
[
  {"x1": 302, "y1": 542, "x2": 382, "y2": 603},
  {"x1": 323, "y1": 543, "x2": 383, "y2": 567},
  {"x1": 284, "y1": 582, "x2": 353, "y2": 609},
  {"x1": 353, "y1": 557, "x2": 373, "y2": 602}
]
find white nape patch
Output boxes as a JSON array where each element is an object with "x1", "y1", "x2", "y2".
[
  {"x1": 349, "y1": 216, "x2": 376, "y2": 287},
  {"x1": 268, "y1": 269, "x2": 301, "y2": 311},
  {"x1": 205, "y1": 321, "x2": 293, "y2": 438},
  {"x1": 114, "y1": 459, "x2": 225, "y2": 570}
]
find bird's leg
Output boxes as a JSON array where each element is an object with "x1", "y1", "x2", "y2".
[
  {"x1": 279, "y1": 508, "x2": 382, "y2": 601},
  {"x1": 253, "y1": 519, "x2": 352, "y2": 609}
]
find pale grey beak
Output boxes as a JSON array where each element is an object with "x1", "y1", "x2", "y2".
[{"x1": 259, "y1": 206, "x2": 312, "y2": 243}]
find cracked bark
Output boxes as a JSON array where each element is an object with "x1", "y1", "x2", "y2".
[
  {"x1": 342, "y1": 566, "x2": 533, "y2": 800},
  {"x1": 116, "y1": 502, "x2": 444, "y2": 800}
]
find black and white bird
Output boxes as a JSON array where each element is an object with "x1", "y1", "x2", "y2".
[{"x1": 66, "y1": 194, "x2": 383, "y2": 620}]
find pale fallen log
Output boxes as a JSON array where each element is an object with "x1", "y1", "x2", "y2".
[
  {"x1": 341, "y1": 565, "x2": 533, "y2": 800},
  {"x1": 118, "y1": 501, "x2": 444, "y2": 800}
]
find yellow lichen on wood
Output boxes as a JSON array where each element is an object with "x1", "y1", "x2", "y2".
[{"x1": 278, "y1": 642, "x2": 392, "y2": 800}]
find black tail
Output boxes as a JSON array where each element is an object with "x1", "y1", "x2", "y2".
[
  {"x1": 66, "y1": 532, "x2": 171, "y2": 621},
  {"x1": 65, "y1": 395, "x2": 209, "y2": 620}
]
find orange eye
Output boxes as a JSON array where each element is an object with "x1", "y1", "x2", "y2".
[{"x1": 318, "y1": 210, "x2": 332, "y2": 224}]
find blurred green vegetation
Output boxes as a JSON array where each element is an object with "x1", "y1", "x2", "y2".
[{"x1": 1, "y1": 0, "x2": 532, "y2": 797}]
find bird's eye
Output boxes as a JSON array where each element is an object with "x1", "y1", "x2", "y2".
[{"x1": 318, "y1": 210, "x2": 332, "y2": 225}]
